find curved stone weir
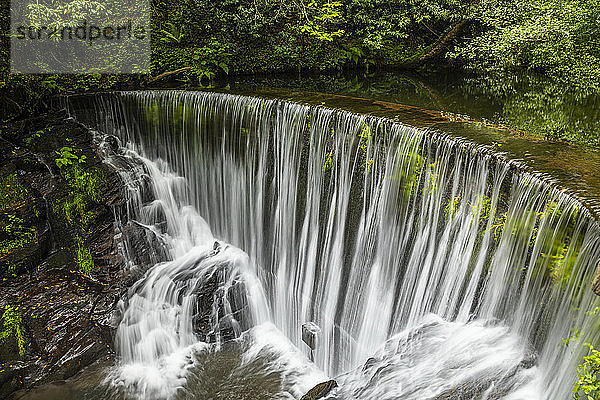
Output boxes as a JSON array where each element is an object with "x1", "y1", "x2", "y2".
[{"x1": 58, "y1": 91, "x2": 600, "y2": 400}]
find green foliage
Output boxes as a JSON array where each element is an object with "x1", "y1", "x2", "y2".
[
  {"x1": 450, "y1": 0, "x2": 600, "y2": 92},
  {"x1": 62, "y1": 165, "x2": 103, "y2": 204},
  {"x1": 59, "y1": 192, "x2": 94, "y2": 228},
  {"x1": 470, "y1": 195, "x2": 492, "y2": 224},
  {"x1": 0, "y1": 305, "x2": 26, "y2": 356},
  {"x1": 301, "y1": 1, "x2": 345, "y2": 42},
  {"x1": 574, "y1": 343, "x2": 600, "y2": 400},
  {"x1": 0, "y1": 214, "x2": 37, "y2": 260},
  {"x1": 563, "y1": 328, "x2": 581, "y2": 347},
  {"x1": 23, "y1": 130, "x2": 44, "y2": 147},
  {"x1": 54, "y1": 163, "x2": 104, "y2": 228},
  {"x1": 345, "y1": 0, "x2": 467, "y2": 56},
  {"x1": 392, "y1": 149, "x2": 423, "y2": 199},
  {"x1": 0, "y1": 173, "x2": 36, "y2": 272},
  {"x1": 530, "y1": 200, "x2": 581, "y2": 284},
  {"x1": 358, "y1": 121, "x2": 373, "y2": 169},
  {"x1": 152, "y1": 40, "x2": 231, "y2": 84},
  {"x1": 323, "y1": 152, "x2": 334, "y2": 172},
  {"x1": 159, "y1": 22, "x2": 187, "y2": 44},
  {"x1": 54, "y1": 148, "x2": 98, "y2": 227},
  {"x1": 10, "y1": 0, "x2": 150, "y2": 74}
]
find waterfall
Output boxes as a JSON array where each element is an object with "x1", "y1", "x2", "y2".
[{"x1": 63, "y1": 90, "x2": 600, "y2": 400}]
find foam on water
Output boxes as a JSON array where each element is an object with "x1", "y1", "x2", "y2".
[{"x1": 335, "y1": 314, "x2": 539, "y2": 399}]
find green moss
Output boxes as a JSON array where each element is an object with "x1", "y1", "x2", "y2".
[
  {"x1": 358, "y1": 121, "x2": 373, "y2": 170},
  {"x1": 392, "y1": 149, "x2": 424, "y2": 199},
  {"x1": 59, "y1": 192, "x2": 95, "y2": 227},
  {"x1": 0, "y1": 173, "x2": 28, "y2": 211},
  {"x1": 75, "y1": 236, "x2": 95, "y2": 275},
  {"x1": 539, "y1": 232, "x2": 582, "y2": 285},
  {"x1": 0, "y1": 214, "x2": 37, "y2": 269},
  {"x1": 55, "y1": 146, "x2": 86, "y2": 169},
  {"x1": 491, "y1": 212, "x2": 507, "y2": 244},
  {"x1": 444, "y1": 196, "x2": 461, "y2": 220},
  {"x1": 23, "y1": 127, "x2": 50, "y2": 147},
  {"x1": 0, "y1": 305, "x2": 26, "y2": 356},
  {"x1": 424, "y1": 164, "x2": 438, "y2": 195},
  {"x1": 467, "y1": 195, "x2": 492, "y2": 224}
]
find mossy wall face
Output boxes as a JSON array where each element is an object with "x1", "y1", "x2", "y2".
[
  {"x1": 0, "y1": 164, "x2": 43, "y2": 278},
  {"x1": 0, "y1": 110, "x2": 153, "y2": 395},
  {"x1": 0, "y1": 173, "x2": 38, "y2": 275}
]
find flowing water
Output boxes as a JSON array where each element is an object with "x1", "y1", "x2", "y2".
[{"x1": 58, "y1": 91, "x2": 600, "y2": 400}]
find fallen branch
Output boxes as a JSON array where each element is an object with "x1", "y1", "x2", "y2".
[
  {"x1": 148, "y1": 67, "x2": 192, "y2": 84},
  {"x1": 418, "y1": 19, "x2": 469, "y2": 63},
  {"x1": 395, "y1": 19, "x2": 469, "y2": 69}
]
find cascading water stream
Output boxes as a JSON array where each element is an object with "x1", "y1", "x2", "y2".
[
  {"x1": 62, "y1": 91, "x2": 600, "y2": 400},
  {"x1": 96, "y1": 137, "x2": 322, "y2": 399}
]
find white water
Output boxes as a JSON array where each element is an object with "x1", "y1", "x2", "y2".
[{"x1": 64, "y1": 91, "x2": 600, "y2": 400}]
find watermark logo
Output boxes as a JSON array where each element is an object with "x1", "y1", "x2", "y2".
[{"x1": 11, "y1": 0, "x2": 150, "y2": 74}]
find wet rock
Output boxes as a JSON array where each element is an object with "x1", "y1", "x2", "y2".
[
  {"x1": 301, "y1": 380, "x2": 338, "y2": 400},
  {"x1": 302, "y1": 322, "x2": 321, "y2": 350},
  {"x1": 520, "y1": 351, "x2": 537, "y2": 369},
  {"x1": 103, "y1": 135, "x2": 121, "y2": 154},
  {"x1": 592, "y1": 259, "x2": 600, "y2": 296},
  {"x1": 192, "y1": 260, "x2": 251, "y2": 343}
]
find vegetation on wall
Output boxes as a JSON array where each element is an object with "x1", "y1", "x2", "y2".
[
  {"x1": 0, "y1": 173, "x2": 38, "y2": 275},
  {"x1": 52, "y1": 146, "x2": 105, "y2": 274}
]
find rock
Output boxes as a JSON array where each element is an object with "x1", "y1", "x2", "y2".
[
  {"x1": 103, "y1": 135, "x2": 121, "y2": 154},
  {"x1": 191, "y1": 244, "x2": 252, "y2": 343},
  {"x1": 0, "y1": 111, "x2": 158, "y2": 396},
  {"x1": 302, "y1": 322, "x2": 321, "y2": 350},
  {"x1": 301, "y1": 380, "x2": 338, "y2": 400}
]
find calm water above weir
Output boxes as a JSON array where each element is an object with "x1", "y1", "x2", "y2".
[
  {"x1": 20, "y1": 87, "x2": 600, "y2": 400},
  {"x1": 225, "y1": 71, "x2": 600, "y2": 148}
]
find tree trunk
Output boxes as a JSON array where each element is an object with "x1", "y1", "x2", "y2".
[{"x1": 396, "y1": 19, "x2": 469, "y2": 69}]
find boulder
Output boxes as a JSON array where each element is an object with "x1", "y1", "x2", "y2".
[{"x1": 301, "y1": 380, "x2": 338, "y2": 400}]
